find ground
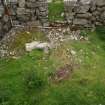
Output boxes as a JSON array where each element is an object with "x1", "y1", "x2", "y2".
[
  {"x1": 0, "y1": 1, "x2": 105, "y2": 105},
  {"x1": 0, "y1": 27, "x2": 105, "y2": 105}
]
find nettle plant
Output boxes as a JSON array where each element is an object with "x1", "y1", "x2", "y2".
[{"x1": 24, "y1": 70, "x2": 45, "y2": 92}]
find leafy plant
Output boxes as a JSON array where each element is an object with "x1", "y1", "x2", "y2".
[
  {"x1": 24, "y1": 70, "x2": 45, "y2": 92},
  {"x1": 96, "y1": 26, "x2": 105, "y2": 41},
  {"x1": 80, "y1": 30, "x2": 88, "y2": 37}
]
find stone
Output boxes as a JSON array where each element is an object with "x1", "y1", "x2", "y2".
[
  {"x1": 80, "y1": 0, "x2": 92, "y2": 4},
  {"x1": 25, "y1": 41, "x2": 40, "y2": 52},
  {"x1": 0, "y1": 0, "x2": 48, "y2": 41},
  {"x1": 18, "y1": 0, "x2": 25, "y2": 7},
  {"x1": 47, "y1": 0, "x2": 52, "y2": 3},
  {"x1": 76, "y1": 13, "x2": 92, "y2": 19},
  {"x1": 0, "y1": 6, "x2": 4, "y2": 17},
  {"x1": 94, "y1": 0, "x2": 105, "y2": 7},
  {"x1": 73, "y1": 18, "x2": 89, "y2": 26},
  {"x1": 78, "y1": 5, "x2": 90, "y2": 13},
  {"x1": 3, "y1": 15, "x2": 9, "y2": 23},
  {"x1": 25, "y1": 41, "x2": 51, "y2": 52}
]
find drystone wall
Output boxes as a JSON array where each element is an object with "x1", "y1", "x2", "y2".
[
  {"x1": 0, "y1": 0, "x2": 48, "y2": 39},
  {"x1": 64, "y1": 0, "x2": 105, "y2": 28}
]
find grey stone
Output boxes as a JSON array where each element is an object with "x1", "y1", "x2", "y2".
[
  {"x1": 18, "y1": 0, "x2": 25, "y2": 7},
  {"x1": 76, "y1": 13, "x2": 92, "y2": 19},
  {"x1": 0, "y1": 6, "x2": 4, "y2": 17},
  {"x1": 78, "y1": 5, "x2": 90, "y2": 13},
  {"x1": 73, "y1": 18, "x2": 89, "y2": 26},
  {"x1": 101, "y1": 11, "x2": 105, "y2": 20},
  {"x1": 94, "y1": 0, "x2": 105, "y2": 7},
  {"x1": 17, "y1": 8, "x2": 26, "y2": 15}
]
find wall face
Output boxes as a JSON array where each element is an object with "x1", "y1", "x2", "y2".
[
  {"x1": 64, "y1": 0, "x2": 105, "y2": 28},
  {"x1": 0, "y1": 0, "x2": 48, "y2": 39}
]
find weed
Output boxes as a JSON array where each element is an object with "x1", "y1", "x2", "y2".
[
  {"x1": 96, "y1": 26, "x2": 105, "y2": 41},
  {"x1": 24, "y1": 70, "x2": 45, "y2": 92}
]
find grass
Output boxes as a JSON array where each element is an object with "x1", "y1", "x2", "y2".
[
  {"x1": 0, "y1": 28, "x2": 105, "y2": 105},
  {"x1": 48, "y1": 0, "x2": 64, "y2": 22}
]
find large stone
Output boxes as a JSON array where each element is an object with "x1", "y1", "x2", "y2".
[
  {"x1": 80, "y1": 0, "x2": 92, "y2": 4},
  {"x1": 94, "y1": 0, "x2": 105, "y2": 7},
  {"x1": 17, "y1": 8, "x2": 26, "y2": 15},
  {"x1": 73, "y1": 18, "x2": 89, "y2": 26},
  {"x1": 0, "y1": 6, "x2": 4, "y2": 17},
  {"x1": 76, "y1": 13, "x2": 92, "y2": 19},
  {"x1": 78, "y1": 5, "x2": 90, "y2": 13},
  {"x1": 64, "y1": 0, "x2": 78, "y2": 6},
  {"x1": 25, "y1": 41, "x2": 51, "y2": 52},
  {"x1": 9, "y1": 0, "x2": 18, "y2": 4}
]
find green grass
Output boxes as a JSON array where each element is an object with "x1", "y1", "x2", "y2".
[
  {"x1": 48, "y1": 1, "x2": 64, "y2": 22},
  {"x1": 0, "y1": 28, "x2": 105, "y2": 105}
]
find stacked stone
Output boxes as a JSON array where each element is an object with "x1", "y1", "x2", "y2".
[
  {"x1": 0, "y1": 0, "x2": 48, "y2": 39},
  {"x1": 37, "y1": 0, "x2": 49, "y2": 26},
  {"x1": 11, "y1": 0, "x2": 48, "y2": 25},
  {"x1": 0, "y1": 0, "x2": 12, "y2": 39},
  {"x1": 25, "y1": 0, "x2": 49, "y2": 26},
  {"x1": 64, "y1": 0, "x2": 105, "y2": 28}
]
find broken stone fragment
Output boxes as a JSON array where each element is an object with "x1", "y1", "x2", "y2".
[{"x1": 25, "y1": 41, "x2": 51, "y2": 53}]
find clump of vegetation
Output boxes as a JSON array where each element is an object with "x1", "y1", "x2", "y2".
[
  {"x1": 80, "y1": 30, "x2": 88, "y2": 37},
  {"x1": 0, "y1": 85, "x2": 12, "y2": 105},
  {"x1": 24, "y1": 70, "x2": 46, "y2": 92},
  {"x1": 96, "y1": 26, "x2": 105, "y2": 41}
]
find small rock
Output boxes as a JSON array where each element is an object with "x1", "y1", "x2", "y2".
[{"x1": 70, "y1": 50, "x2": 76, "y2": 55}]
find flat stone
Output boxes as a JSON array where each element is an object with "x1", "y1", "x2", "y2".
[
  {"x1": 73, "y1": 18, "x2": 89, "y2": 25},
  {"x1": 25, "y1": 41, "x2": 51, "y2": 52}
]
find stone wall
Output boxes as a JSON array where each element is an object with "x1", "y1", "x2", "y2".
[
  {"x1": 0, "y1": 0, "x2": 48, "y2": 39},
  {"x1": 64, "y1": 0, "x2": 105, "y2": 28}
]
